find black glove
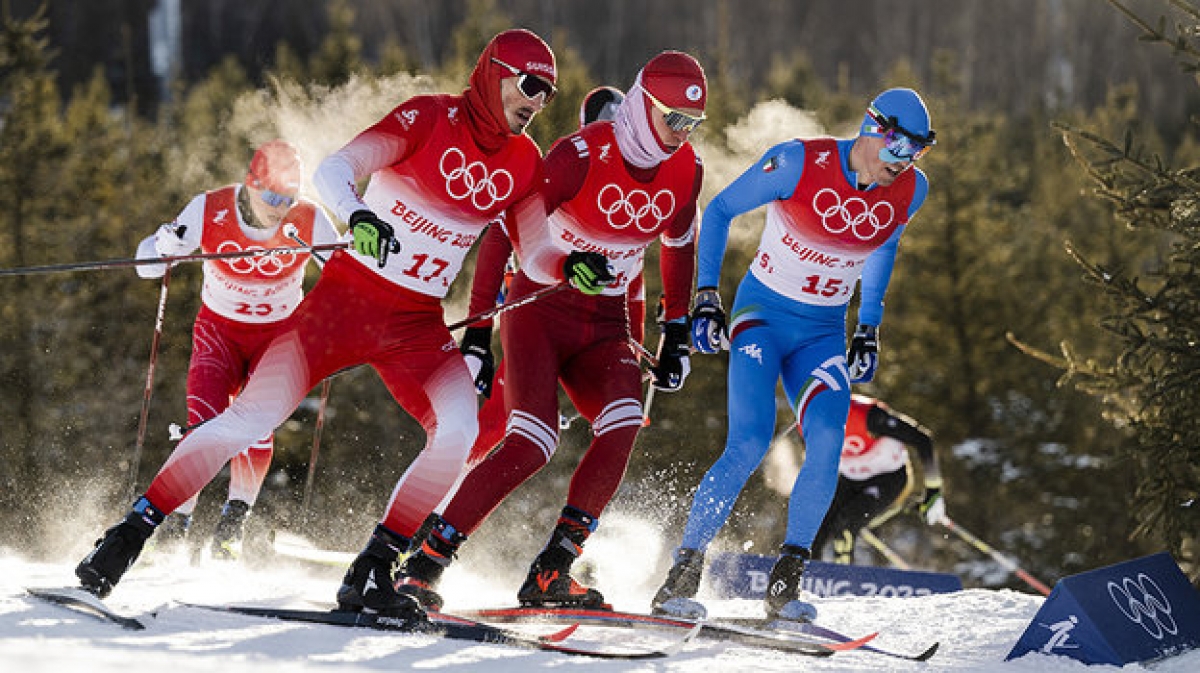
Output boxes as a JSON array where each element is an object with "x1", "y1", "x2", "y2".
[
  {"x1": 650, "y1": 320, "x2": 691, "y2": 392},
  {"x1": 350, "y1": 210, "x2": 401, "y2": 268},
  {"x1": 563, "y1": 251, "x2": 615, "y2": 295},
  {"x1": 846, "y1": 324, "x2": 879, "y2": 383},
  {"x1": 459, "y1": 326, "x2": 495, "y2": 398}
]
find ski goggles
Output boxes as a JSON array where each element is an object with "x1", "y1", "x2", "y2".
[
  {"x1": 644, "y1": 89, "x2": 706, "y2": 133},
  {"x1": 259, "y1": 188, "x2": 297, "y2": 208},
  {"x1": 867, "y1": 104, "x2": 935, "y2": 163},
  {"x1": 491, "y1": 58, "x2": 557, "y2": 103}
]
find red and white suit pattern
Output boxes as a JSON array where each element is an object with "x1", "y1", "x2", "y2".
[
  {"x1": 140, "y1": 185, "x2": 338, "y2": 514},
  {"x1": 142, "y1": 92, "x2": 544, "y2": 540}
]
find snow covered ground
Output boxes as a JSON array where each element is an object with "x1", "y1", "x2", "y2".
[{"x1": 3, "y1": 544, "x2": 1199, "y2": 673}]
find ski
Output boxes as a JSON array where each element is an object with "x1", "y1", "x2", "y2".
[
  {"x1": 27, "y1": 586, "x2": 146, "y2": 630},
  {"x1": 726, "y1": 616, "x2": 940, "y2": 662},
  {"x1": 454, "y1": 606, "x2": 850, "y2": 657},
  {"x1": 182, "y1": 602, "x2": 694, "y2": 659}
]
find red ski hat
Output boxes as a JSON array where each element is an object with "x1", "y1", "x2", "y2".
[
  {"x1": 490, "y1": 28, "x2": 556, "y2": 85},
  {"x1": 640, "y1": 51, "x2": 706, "y2": 111},
  {"x1": 245, "y1": 140, "x2": 301, "y2": 195}
]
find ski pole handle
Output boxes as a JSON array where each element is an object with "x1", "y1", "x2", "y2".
[{"x1": 283, "y1": 224, "x2": 327, "y2": 266}]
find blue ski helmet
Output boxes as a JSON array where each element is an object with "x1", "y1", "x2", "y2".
[{"x1": 860, "y1": 88, "x2": 935, "y2": 163}]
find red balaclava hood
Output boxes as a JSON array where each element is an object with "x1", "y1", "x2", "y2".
[{"x1": 462, "y1": 29, "x2": 556, "y2": 153}]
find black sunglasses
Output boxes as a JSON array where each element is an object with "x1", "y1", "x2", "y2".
[{"x1": 491, "y1": 58, "x2": 557, "y2": 103}]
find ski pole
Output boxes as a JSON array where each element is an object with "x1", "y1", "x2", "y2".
[
  {"x1": 283, "y1": 223, "x2": 328, "y2": 266},
  {"x1": 941, "y1": 516, "x2": 1053, "y2": 596},
  {"x1": 302, "y1": 378, "x2": 332, "y2": 512},
  {"x1": 0, "y1": 242, "x2": 348, "y2": 277},
  {"x1": 859, "y1": 528, "x2": 912, "y2": 569},
  {"x1": 446, "y1": 281, "x2": 570, "y2": 331},
  {"x1": 627, "y1": 338, "x2": 660, "y2": 426},
  {"x1": 126, "y1": 264, "x2": 172, "y2": 503}
]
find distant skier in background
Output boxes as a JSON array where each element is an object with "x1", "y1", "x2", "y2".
[
  {"x1": 652, "y1": 87, "x2": 935, "y2": 622},
  {"x1": 132, "y1": 139, "x2": 339, "y2": 561},
  {"x1": 812, "y1": 394, "x2": 946, "y2": 564}
]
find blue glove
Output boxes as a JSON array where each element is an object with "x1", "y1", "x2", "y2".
[
  {"x1": 563, "y1": 251, "x2": 615, "y2": 295},
  {"x1": 846, "y1": 324, "x2": 878, "y2": 383},
  {"x1": 459, "y1": 326, "x2": 495, "y2": 398},
  {"x1": 350, "y1": 210, "x2": 401, "y2": 267},
  {"x1": 690, "y1": 288, "x2": 728, "y2": 354},
  {"x1": 650, "y1": 321, "x2": 691, "y2": 392}
]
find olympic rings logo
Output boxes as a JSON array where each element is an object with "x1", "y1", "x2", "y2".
[
  {"x1": 597, "y1": 184, "x2": 676, "y2": 233},
  {"x1": 812, "y1": 188, "x2": 895, "y2": 241},
  {"x1": 1107, "y1": 573, "x2": 1178, "y2": 639},
  {"x1": 440, "y1": 147, "x2": 514, "y2": 211},
  {"x1": 217, "y1": 240, "x2": 296, "y2": 277}
]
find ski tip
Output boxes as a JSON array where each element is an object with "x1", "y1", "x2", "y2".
[
  {"x1": 822, "y1": 630, "x2": 879, "y2": 651},
  {"x1": 542, "y1": 622, "x2": 580, "y2": 643},
  {"x1": 914, "y1": 641, "x2": 940, "y2": 661}
]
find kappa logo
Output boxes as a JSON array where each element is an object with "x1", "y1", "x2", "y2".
[
  {"x1": 440, "y1": 147, "x2": 514, "y2": 211},
  {"x1": 396, "y1": 108, "x2": 419, "y2": 127},
  {"x1": 739, "y1": 343, "x2": 763, "y2": 364},
  {"x1": 597, "y1": 183, "x2": 675, "y2": 232},
  {"x1": 216, "y1": 240, "x2": 297, "y2": 277},
  {"x1": 1108, "y1": 572, "x2": 1178, "y2": 639},
  {"x1": 815, "y1": 150, "x2": 831, "y2": 168},
  {"x1": 812, "y1": 187, "x2": 895, "y2": 241}
]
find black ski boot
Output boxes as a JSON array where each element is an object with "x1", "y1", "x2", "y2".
[
  {"x1": 395, "y1": 516, "x2": 466, "y2": 611},
  {"x1": 75, "y1": 498, "x2": 165, "y2": 598},
  {"x1": 210, "y1": 499, "x2": 250, "y2": 561},
  {"x1": 765, "y1": 544, "x2": 818, "y2": 622},
  {"x1": 336, "y1": 524, "x2": 427, "y2": 627},
  {"x1": 651, "y1": 548, "x2": 707, "y2": 618},
  {"x1": 516, "y1": 508, "x2": 605, "y2": 608}
]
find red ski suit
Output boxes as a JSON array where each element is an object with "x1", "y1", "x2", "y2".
[{"x1": 439, "y1": 120, "x2": 701, "y2": 533}]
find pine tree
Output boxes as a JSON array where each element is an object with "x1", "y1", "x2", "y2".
[{"x1": 1040, "y1": 0, "x2": 1200, "y2": 582}]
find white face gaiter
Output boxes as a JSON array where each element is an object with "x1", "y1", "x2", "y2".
[{"x1": 612, "y1": 74, "x2": 672, "y2": 169}]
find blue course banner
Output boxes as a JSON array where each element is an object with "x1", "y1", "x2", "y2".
[
  {"x1": 1007, "y1": 552, "x2": 1200, "y2": 665},
  {"x1": 707, "y1": 552, "x2": 962, "y2": 599}
]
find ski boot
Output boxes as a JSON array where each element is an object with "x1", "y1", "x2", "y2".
[
  {"x1": 336, "y1": 524, "x2": 428, "y2": 627},
  {"x1": 651, "y1": 548, "x2": 707, "y2": 619},
  {"x1": 516, "y1": 508, "x2": 605, "y2": 608},
  {"x1": 75, "y1": 497, "x2": 165, "y2": 598},
  {"x1": 765, "y1": 544, "x2": 818, "y2": 622},
  {"x1": 394, "y1": 516, "x2": 466, "y2": 611},
  {"x1": 210, "y1": 499, "x2": 250, "y2": 561}
]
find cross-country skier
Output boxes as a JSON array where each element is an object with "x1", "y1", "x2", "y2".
[
  {"x1": 651, "y1": 88, "x2": 935, "y2": 622},
  {"x1": 458, "y1": 85, "x2": 630, "y2": 469},
  {"x1": 132, "y1": 140, "x2": 339, "y2": 561},
  {"x1": 812, "y1": 394, "x2": 945, "y2": 564},
  {"x1": 395, "y1": 53, "x2": 706, "y2": 611},
  {"x1": 75, "y1": 29, "x2": 558, "y2": 626}
]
